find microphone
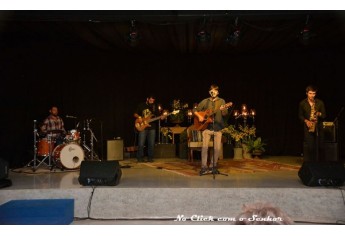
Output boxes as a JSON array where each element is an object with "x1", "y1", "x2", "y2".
[{"x1": 66, "y1": 115, "x2": 77, "y2": 119}]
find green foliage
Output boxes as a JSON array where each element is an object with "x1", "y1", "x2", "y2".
[
  {"x1": 221, "y1": 125, "x2": 256, "y2": 143},
  {"x1": 245, "y1": 137, "x2": 266, "y2": 153}
]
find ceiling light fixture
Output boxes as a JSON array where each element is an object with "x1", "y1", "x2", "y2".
[
  {"x1": 127, "y1": 19, "x2": 140, "y2": 43},
  {"x1": 226, "y1": 17, "x2": 240, "y2": 46},
  {"x1": 299, "y1": 15, "x2": 313, "y2": 46},
  {"x1": 196, "y1": 16, "x2": 211, "y2": 43}
]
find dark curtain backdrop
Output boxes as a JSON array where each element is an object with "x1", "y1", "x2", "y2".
[{"x1": 1, "y1": 15, "x2": 345, "y2": 167}]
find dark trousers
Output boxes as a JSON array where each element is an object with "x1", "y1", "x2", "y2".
[{"x1": 303, "y1": 125, "x2": 325, "y2": 161}]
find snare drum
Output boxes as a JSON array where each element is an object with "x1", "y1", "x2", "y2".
[
  {"x1": 37, "y1": 138, "x2": 55, "y2": 156},
  {"x1": 52, "y1": 143, "x2": 84, "y2": 169},
  {"x1": 66, "y1": 129, "x2": 81, "y2": 143}
]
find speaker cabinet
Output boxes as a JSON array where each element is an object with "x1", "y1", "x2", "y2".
[
  {"x1": 298, "y1": 161, "x2": 345, "y2": 186},
  {"x1": 303, "y1": 142, "x2": 339, "y2": 161},
  {"x1": 107, "y1": 140, "x2": 124, "y2": 161},
  {"x1": 324, "y1": 142, "x2": 339, "y2": 161},
  {"x1": 323, "y1": 122, "x2": 336, "y2": 143},
  {"x1": 154, "y1": 144, "x2": 176, "y2": 158},
  {"x1": 78, "y1": 161, "x2": 122, "y2": 186}
]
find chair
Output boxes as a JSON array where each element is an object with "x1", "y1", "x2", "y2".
[{"x1": 186, "y1": 125, "x2": 213, "y2": 162}]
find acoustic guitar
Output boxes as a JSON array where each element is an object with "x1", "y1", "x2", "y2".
[
  {"x1": 135, "y1": 110, "x2": 180, "y2": 132},
  {"x1": 194, "y1": 102, "x2": 233, "y2": 131}
]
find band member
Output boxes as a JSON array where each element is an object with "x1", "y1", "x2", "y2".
[
  {"x1": 40, "y1": 105, "x2": 66, "y2": 145},
  {"x1": 298, "y1": 85, "x2": 326, "y2": 161},
  {"x1": 194, "y1": 84, "x2": 229, "y2": 175},
  {"x1": 134, "y1": 95, "x2": 165, "y2": 163}
]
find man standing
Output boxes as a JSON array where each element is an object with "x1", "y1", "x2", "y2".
[
  {"x1": 134, "y1": 95, "x2": 165, "y2": 163},
  {"x1": 298, "y1": 85, "x2": 326, "y2": 161},
  {"x1": 194, "y1": 84, "x2": 230, "y2": 175}
]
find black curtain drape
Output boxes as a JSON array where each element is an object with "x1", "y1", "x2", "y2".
[{"x1": 1, "y1": 14, "x2": 345, "y2": 167}]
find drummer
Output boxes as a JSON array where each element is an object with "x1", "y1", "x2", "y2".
[{"x1": 40, "y1": 105, "x2": 66, "y2": 145}]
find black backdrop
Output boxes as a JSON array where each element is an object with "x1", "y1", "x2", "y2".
[{"x1": 1, "y1": 11, "x2": 345, "y2": 167}]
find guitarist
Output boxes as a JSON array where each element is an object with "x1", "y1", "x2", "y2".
[
  {"x1": 134, "y1": 94, "x2": 165, "y2": 163},
  {"x1": 194, "y1": 84, "x2": 229, "y2": 175}
]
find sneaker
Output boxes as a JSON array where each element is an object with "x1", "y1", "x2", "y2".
[{"x1": 199, "y1": 167, "x2": 209, "y2": 176}]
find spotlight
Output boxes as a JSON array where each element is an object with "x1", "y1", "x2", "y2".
[
  {"x1": 128, "y1": 20, "x2": 140, "y2": 43},
  {"x1": 299, "y1": 26, "x2": 311, "y2": 45},
  {"x1": 196, "y1": 30, "x2": 211, "y2": 43},
  {"x1": 226, "y1": 17, "x2": 240, "y2": 46},
  {"x1": 226, "y1": 28, "x2": 240, "y2": 46},
  {"x1": 196, "y1": 16, "x2": 211, "y2": 43},
  {"x1": 299, "y1": 15, "x2": 314, "y2": 46}
]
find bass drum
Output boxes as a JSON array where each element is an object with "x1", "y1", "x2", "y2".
[{"x1": 53, "y1": 143, "x2": 84, "y2": 169}]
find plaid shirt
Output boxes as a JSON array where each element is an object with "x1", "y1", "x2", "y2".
[{"x1": 41, "y1": 115, "x2": 66, "y2": 138}]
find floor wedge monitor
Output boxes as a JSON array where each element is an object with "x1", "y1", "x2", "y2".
[
  {"x1": 78, "y1": 160, "x2": 122, "y2": 186},
  {"x1": 298, "y1": 161, "x2": 345, "y2": 187}
]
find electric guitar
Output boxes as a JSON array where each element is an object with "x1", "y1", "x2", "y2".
[
  {"x1": 193, "y1": 102, "x2": 233, "y2": 131},
  {"x1": 135, "y1": 110, "x2": 180, "y2": 132}
]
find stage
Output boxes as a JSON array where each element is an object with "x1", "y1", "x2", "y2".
[{"x1": 1, "y1": 156, "x2": 345, "y2": 225}]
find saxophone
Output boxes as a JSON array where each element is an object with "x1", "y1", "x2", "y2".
[{"x1": 308, "y1": 103, "x2": 317, "y2": 133}]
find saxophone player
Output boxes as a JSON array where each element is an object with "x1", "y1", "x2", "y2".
[{"x1": 298, "y1": 85, "x2": 326, "y2": 161}]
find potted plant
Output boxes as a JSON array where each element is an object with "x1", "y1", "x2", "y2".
[
  {"x1": 246, "y1": 137, "x2": 266, "y2": 158},
  {"x1": 170, "y1": 99, "x2": 185, "y2": 125}
]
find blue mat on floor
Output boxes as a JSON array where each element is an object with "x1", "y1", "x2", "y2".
[{"x1": 0, "y1": 199, "x2": 74, "y2": 225}]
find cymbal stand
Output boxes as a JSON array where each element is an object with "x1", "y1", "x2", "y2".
[
  {"x1": 82, "y1": 119, "x2": 99, "y2": 160},
  {"x1": 89, "y1": 120, "x2": 98, "y2": 160},
  {"x1": 27, "y1": 120, "x2": 38, "y2": 170},
  {"x1": 82, "y1": 120, "x2": 88, "y2": 150}
]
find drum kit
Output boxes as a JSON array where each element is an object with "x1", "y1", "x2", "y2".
[{"x1": 29, "y1": 118, "x2": 100, "y2": 172}]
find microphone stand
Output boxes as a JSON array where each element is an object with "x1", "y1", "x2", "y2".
[
  {"x1": 100, "y1": 120, "x2": 104, "y2": 160},
  {"x1": 333, "y1": 107, "x2": 344, "y2": 143},
  {"x1": 158, "y1": 119, "x2": 161, "y2": 144},
  {"x1": 315, "y1": 115, "x2": 319, "y2": 162},
  {"x1": 334, "y1": 107, "x2": 344, "y2": 160},
  {"x1": 29, "y1": 120, "x2": 38, "y2": 171}
]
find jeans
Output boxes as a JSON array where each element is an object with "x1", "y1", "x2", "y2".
[{"x1": 137, "y1": 129, "x2": 156, "y2": 161}]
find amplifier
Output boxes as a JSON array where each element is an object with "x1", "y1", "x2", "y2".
[
  {"x1": 107, "y1": 139, "x2": 124, "y2": 160},
  {"x1": 323, "y1": 122, "x2": 336, "y2": 143}
]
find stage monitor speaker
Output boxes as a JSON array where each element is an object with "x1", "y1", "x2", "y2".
[
  {"x1": 298, "y1": 161, "x2": 345, "y2": 187},
  {"x1": 324, "y1": 142, "x2": 338, "y2": 161},
  {"x1": 107, "y1": 140, "x2": 124, "y2": 161},
  {"x1": 78, "y1": 161, "x2": 122, "y2": 186},
  {"x1": 0, "y1": 158, "x2": 9, "y2": 180}
]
